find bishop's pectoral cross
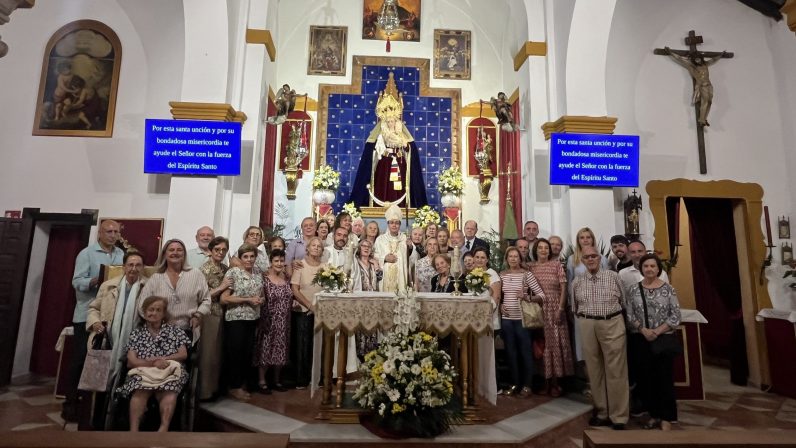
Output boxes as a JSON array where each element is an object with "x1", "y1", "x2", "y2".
[{"x1": 654, "y1": 30, "x2": 733, "y2": 174}]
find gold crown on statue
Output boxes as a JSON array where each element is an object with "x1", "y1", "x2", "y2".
[{"x1": 376, "y1": 72, "x2": 404, "y2": 120}]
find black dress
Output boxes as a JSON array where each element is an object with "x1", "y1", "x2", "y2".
[{"x1": 430, "y1": 274, "x2": 467, "y2": 293}]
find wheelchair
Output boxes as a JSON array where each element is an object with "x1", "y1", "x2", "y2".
[{"x1": 102, "y1": 339, "x2": 200, "y2": 432}]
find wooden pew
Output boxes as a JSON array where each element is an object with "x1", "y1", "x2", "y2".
[
  {"x1": 0, "y1": 432, "x2": 289, "y2": 448},
  {"x1": 584, "y1": 430, "x2": 796, "y2": 448}
]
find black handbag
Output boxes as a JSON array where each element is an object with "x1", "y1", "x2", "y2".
[{"x1": 639, "y1": 282, "x2": 683, "y2": 357}]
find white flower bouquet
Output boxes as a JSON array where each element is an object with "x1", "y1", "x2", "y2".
[
  {"x1": 311, "y1": 264, "x2": 347, "y2": 291},
  {"x1": 353, "y1": 330, "x2": 462, "y2": 437},
  {"x1": 342, "y1": 202, "x2": 362, "y2": 219},
  {"x1": 437, "y1": 165, "x2": 464, "y2": 196},
  {"x1": 312, "y1": 165, "x2": 341, "y2": 191},
  {"x1": 412, "y1": 205, "x2": 440, "y2": 229},
  {"x1": 464, "y1": 267, "x2": 491, "y2": 295}
]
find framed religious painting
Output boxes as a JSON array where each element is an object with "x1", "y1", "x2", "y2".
[
  {"x1": 779, "y1": 216, "x2": 790, "y2": 239},
  {"x1": 307, "y1": 26, "x2": 347, "y2": 76},
  {"x1": 33, "y1": 20, "x2": 122, "y2": 137},
  {"x1": 433, "y1": 29, "x2": 471, "y2": 80},
  {"x1": 783, "y1": 243, "x2": 793, "y2": 264},
  {"x1": 362, "y1": 0, "x2": 421, "y2": 42}
]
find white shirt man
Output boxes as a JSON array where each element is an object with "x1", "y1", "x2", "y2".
[
  {"x1": 187, "y1": 226, "x2": 214, "y2": 268},
  {"x1": 322, "y1": 226, "x2": 351, "y2": 272},
  {"x1": 374, "y1": 204, "x2": 408, "y2": 292},
  {"x1": 618, "y1": 241, "x2": 669, "y2": 293}
]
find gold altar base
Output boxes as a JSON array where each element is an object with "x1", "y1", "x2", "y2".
[{"x1": 359, "y1": 206, "x2": 416, "y2": 219}]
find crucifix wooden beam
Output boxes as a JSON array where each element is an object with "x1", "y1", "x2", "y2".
[{"x1": 654, "y1": 30, "x2": 733, "y2": 174}]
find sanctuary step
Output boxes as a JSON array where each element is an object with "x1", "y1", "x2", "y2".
[
  {"x1": 0, "y1": 432, "x2": 289, "y2": 448},
  {"x1": 583, "y1": 429, "x2": 796, "y2": 448}
]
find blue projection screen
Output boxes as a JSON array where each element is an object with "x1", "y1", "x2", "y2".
[
  {"x1": 144, "y1": 119, "x2": 242, "y2": 176},
  {"x1": 549, "y1": 133, "x2": 639, "y2": 187}
]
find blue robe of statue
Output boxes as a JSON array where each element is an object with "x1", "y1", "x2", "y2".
[{"x1": 349, "y1": 126, "x2": 428, "y2": 209}]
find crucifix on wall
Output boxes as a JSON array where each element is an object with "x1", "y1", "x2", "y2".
[{"x1": 654, "y1": 30, "x2": 733, "y2": 174}]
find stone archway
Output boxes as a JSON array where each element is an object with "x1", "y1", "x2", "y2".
[{"x1": 647, "y1": 178, "x2": 772, "y2": 388}]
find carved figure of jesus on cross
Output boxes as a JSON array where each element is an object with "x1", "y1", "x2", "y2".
[{"x1": 654, "y1": 30, "x2": 733, "y2": 174}]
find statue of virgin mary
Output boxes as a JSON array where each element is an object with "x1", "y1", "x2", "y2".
[{"x1": 349, "y1": 73, "x2": 428, "y2": 209}]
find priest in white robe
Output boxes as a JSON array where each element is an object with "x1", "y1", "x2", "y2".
[
  {"x1": 374, "y1": 203, "x2": 408, "y2": 292},
  {"x1": 321, "y1": 225, "x2": 358, "y2": 376}
]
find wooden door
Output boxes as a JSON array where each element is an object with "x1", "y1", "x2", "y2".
[{"x1": 0, "y1": 218, "x2": 33, "y2": 386}]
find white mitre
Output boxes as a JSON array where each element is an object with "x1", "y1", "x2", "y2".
[{"x1": 385, "y1": 202, "x2": 402, "y2": 222}]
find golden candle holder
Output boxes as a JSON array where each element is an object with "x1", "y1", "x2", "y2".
[
  {"x1": 283, "y1": 121, "x2": 309, "y2": 199},
  {"x1": 474, "y1": 126, "x2": 494, "y2": 204}
]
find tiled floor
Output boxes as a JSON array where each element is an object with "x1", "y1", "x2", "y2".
[{"x1": 2, "y1": 365, "x2": 796, "y2": 447}]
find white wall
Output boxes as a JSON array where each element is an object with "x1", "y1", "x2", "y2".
[
  {"x1": 605, "y1": 0, "x2": 796, "y2": 306},
  {"x1": 0, "y1": 0, "x2": 184, "y2": 221}
]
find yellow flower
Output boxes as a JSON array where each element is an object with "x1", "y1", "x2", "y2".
[
  {"x1": 392, "y1": 403, "x2": 406, "y2": 414},
  {"x1": 421, "y1": 333, "x2": 432, "y2": 342}
]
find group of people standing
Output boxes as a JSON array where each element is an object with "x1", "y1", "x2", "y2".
[{"x1": 63, "y1": 212, "x2": 681, "y2": 433}]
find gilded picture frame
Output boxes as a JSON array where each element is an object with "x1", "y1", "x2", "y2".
[
  {"x1": 433, "y1": 29, "x2": 471, "y2": 80},
  {"x1": 308, "y1": 26, "x2": 347, "y2": 76},
  {"x1": 33, "y1": 20, "x2": 122, "y2": 137},
  {"x1": 362, "y1": 0, "x2": 421, "y2": 42}
]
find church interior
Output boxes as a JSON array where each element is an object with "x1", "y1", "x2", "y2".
[{"x1": 1, "y1": 0, "x2": 796, "y2": 446}]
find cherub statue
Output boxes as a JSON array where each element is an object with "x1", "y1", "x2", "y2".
[
  {"x1": 489, "y1": 92, "x2": 518, "y2": 132},
  {"x1": 267, "y1": 84, "x2": 296, "y2": 125}
]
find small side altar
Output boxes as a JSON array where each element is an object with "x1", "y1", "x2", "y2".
[{"x1": 311, "y1": 292, "x2": 496, "y2": 420}]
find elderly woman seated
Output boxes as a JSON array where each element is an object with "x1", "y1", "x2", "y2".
[{"x1": 119, "y1": 295, "x2": 191, "y2": 432}]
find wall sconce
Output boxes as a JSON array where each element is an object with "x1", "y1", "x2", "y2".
[
  {"x1": 623, "y1": 189, "x2": 642, "y2": 237},
  {"x1": 376, "y1": 0, "x2": 400, "y2": 52},
  {"x1": 474, "y1": 125, "x2": 494, "y2": 204},
  {"x1": 283, "y1": 120, "x2": 308, "y2": 199}
]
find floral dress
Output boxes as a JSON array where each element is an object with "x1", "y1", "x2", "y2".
[
  {"x1": 224, "y1": 267, "x2": 264, "y2": 322},
  {"x1": 118, "y1": 324, "x2": 191, "y2": 396},
  {"x1": 530, "y1": 260, "x2": 575, "y2": 379},
  {"x1": 254, "y1": 275, "x2": 293, "y2": 367},
  {"x1": 414, "y1": 256, "x2": 436, "y2": 292}
]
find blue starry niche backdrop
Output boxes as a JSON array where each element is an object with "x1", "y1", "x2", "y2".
[{"x1": 325, "y1": 65, "x2": 453, "y2": 212}]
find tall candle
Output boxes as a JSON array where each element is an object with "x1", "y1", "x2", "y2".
[{"x1": 764, "y1": 206, "x2": 773, "y2": 244}]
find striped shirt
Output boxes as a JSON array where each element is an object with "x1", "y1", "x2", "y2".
[
  {"x1": 138, "y1": 268, "x2": 211, "y2": 330},
  {"x1": 499, "y1": 270, "x2": 546, "y2": 320},
  {"x1": 572, "y1": 268, "x2": 625, "y2": 317}
]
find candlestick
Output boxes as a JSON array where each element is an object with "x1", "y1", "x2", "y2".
[{"x1": 764, "y1": 206, "x2": 773, "y2": 245}]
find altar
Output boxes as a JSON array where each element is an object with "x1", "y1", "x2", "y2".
[{"x1": 310, "y1": 292, "x2": 497, "y2": 414}]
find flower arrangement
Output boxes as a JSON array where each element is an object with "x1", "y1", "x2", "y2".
[
  {"x1": 353, "y1": 330, "x2": 461, "y2": 437},
  {"x1": 412, "y1": 205, "x2": 440, "y2": 229},
  {"x1": 342, "y1": 202, "x2": 362, "y2": 219},
  {"x1": 312, "y1": 165, "x2": 341, "y2": 191},
  {"x1": 437, "y1": 165, "x2": 464, "y2": 196},
  {"x1": 312, "y1": 264, "x2": 347, "y2": 291},
  {"x1": 464, "y1": 267, "x2": 491, "y2": 295}
]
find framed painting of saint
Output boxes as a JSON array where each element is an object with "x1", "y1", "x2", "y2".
[
  {"x1": 308, "y1": 26, "x2": 347, "y2": 76},
  {"x1": 434, "y1": 29, "x2": 471, "y2": 80},
  {"x1": 362, "y1": 0, "x2": 421, "y2": 42},
  {"x1": 33, "y1": 20, "x2": 122, "y2": 137}
]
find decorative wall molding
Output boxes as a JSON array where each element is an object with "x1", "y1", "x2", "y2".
[
  {"x1": 168, "y1": 102, "x2": 247, "y2": 123},
  {"x1": 246, "y1": 28, "x2": 275, "y2": 62},
  {"x1": 541, "y1": 115, "x2": 617, "y2": 139},
  {"x1": 512, "y1": 41, "x2": 547, "y2": 71}
]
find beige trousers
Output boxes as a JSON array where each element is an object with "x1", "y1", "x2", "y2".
[{"x1": 578, "y1": 314, "x2": 629, "y2": 424}]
